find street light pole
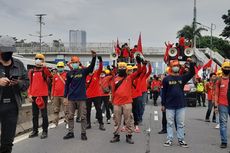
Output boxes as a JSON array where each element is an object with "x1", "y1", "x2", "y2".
[
  {"x1": 36, "y1": 14, "x2": 46, "y2": 52},
  {"x1": 193, "y1": 0, "x2": 197, "y2": 48}
]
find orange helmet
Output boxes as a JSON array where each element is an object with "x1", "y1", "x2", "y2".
[
  {"x1": 71, "y1": 56, "x2": 80, "y2": 63},
  {"x1": 170, "y1": 60, "x2": 180, "y2": 67}
]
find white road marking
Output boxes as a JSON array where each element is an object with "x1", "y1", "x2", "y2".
[
  {"x1": 153, "y1": 110, "x2": 159, "y2": 121},
  {"x1": 14, "y1": 119, "x2": 65, "y2": 144}
]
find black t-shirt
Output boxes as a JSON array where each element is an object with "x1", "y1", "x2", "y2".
[{"x1": 1, "y1": 63, "x2": 16, "y2": 103}]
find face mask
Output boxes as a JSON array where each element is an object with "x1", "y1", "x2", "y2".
[
  {"x1": 72, "y1": 63, "x2": 79, "y2": 69},
  {"x1": 172, "y1": 66, "x2": 180, "y2": 73},
  {"x1": 1, "y1": 52, "x2": 13, "y2": 61},
  {"x1": 35, "y1": 59, "x2": 42, "y2": 66},
  {"x1": 100, "y1": 74, "x2": 106, "y2": 78},
  {"x1": 118, "y1": 69, "x2": 127, "y2": 77},
  {"x1": 222, "y1": 69, "x2": 230, "y2": 75},
  {"x1": 57, "y1": 68, "x2": 64, "y2": 73}
]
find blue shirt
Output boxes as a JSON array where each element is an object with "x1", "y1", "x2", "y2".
[
  {"x1": 64, "y1": 57, "x2": 96, "y2": 101},
  {"x1": 162, "y1": 63, "x2": 195, "y2": 109}
]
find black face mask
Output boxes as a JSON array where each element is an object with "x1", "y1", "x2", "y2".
[
  {"x1": 222, "y1": 69, "x2": 230, "y2": 75},
  {"x1": 1, "y1": 52, "x2": 13, "y2": 61},
  {"x1": 118, "y1": 69, "x2": 127, "y2": 77}
]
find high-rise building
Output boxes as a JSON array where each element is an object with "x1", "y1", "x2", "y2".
[{"x1": 69, "y1": 30, "x2": 86, "y2": 52}]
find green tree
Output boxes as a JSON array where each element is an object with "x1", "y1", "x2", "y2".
[
  {"x1": 197, "y1": 36, "x2": 230, "y2": 58},
  {"x1": 220, "y1": 9, "x2": 230, "y2": 39},
  {"x1": 177, "y1": 24, "x2": 207, "y2": 45}
]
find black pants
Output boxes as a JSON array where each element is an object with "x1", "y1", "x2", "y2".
[
  {"x1": 205, "y1": 100, "x2": 216, "y2": 121},
  {"x1": 0, "y1": 102, "x2": 18, "y2": 153},
  {"x1": 101, "y1": 96, "x2": 111, "y2": 120},
  {"x1": 153, "y1": 91, "x2": 160, "y2": 105},
  {"x1": 197, "y1": 92, "x2": 205, "y2": 106},
  {"x1": 149, "y1": 90, "x2": 153, "y2": 99},
  {"x1": 132, "y1": 97, "x2": 142, "y2": 126},
  {"x1": 87, "y1": 97, "x2": 104, "y2": 125},
  {"x1": 32, "y1": 97, "x2": 48, "y2": 133}
]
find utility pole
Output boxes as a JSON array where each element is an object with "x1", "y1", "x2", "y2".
[
  {"x1": 36, "y1": 14, "x2": 46, "y2": 52},
  {"x1": 193, "y1": 0, "x2": 197, "y2": 48},
  {"x1": 29, "y1": 14, "x2": 52, "y2": 53}
]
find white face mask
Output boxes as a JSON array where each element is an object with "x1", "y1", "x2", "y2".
[
  {"x1": 172, "y1": 66, "x2": 180, "y2": 73},
  {"x1": 35, "y1": 59, "x2": 42, "y2": 67}
]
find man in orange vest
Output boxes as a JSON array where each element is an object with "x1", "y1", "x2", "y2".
[
  {"x1": 86, "y1": 56, "x2": 106, "y2": 131},
  {"x1": 28, "y1": 53, "x2": 52, "y2": 139},
  {"x1": 50, "y1": 61, "x2": 68, "y2": 129},
  {"x1": 214, "y1": 61, "x2": 230, "y2": 149},
  {"x1": 110, "y1": 56, "x2": 141, "y2": 144}
]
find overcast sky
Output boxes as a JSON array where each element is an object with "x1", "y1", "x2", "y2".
[{"x1": 0, "y1": 0, "x2": 229, "y2": 47}]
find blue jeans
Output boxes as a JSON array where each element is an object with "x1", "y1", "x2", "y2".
[
  {"x1": 218, "y1": 105, "x2": 229, "y2": 144},
  {"x1": 166, "y1": 108, "x2": 185, "y2": 141}
]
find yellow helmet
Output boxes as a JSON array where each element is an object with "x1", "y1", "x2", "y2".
[
  {"x1": 35, "y1": 53, "x2": 45, "y2": 60},
  {"x1": 57, "y1": 61, "x2": 65, "y2": 67},
  {"x1": 126, "y1": 65, "x2": 133, "y2": 70},
  {"x1": 222, "y1": 61, "x2": 230, "y2": 69},
  {"x1": 118, "y1": 62, "x2": 127, "y2": 69},
  {"x1": 216, "y1": 69, "x2": 222, "y2": 77},
  {"x1": 104, "y1": 69, "x2": 110, "y2": 74}
]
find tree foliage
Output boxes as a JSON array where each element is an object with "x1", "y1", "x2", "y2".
[
  {"x1": 220, "y1": 9, "x2": 230, "y2": 39},
  {"x1": 177, "y1": 24, "x2": 207, "y2": 43},
  {"x1": 197, "y1": 36, "x2": 230, "y2": 58}
]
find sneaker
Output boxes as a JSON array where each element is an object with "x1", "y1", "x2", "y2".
[
  {"x1": 99, "y1": 124, "x2": 106, "y2": 131},
  {"x1": 126, "y1": 135, "x2": 134, "y2": 144},
  {"x1": 50, "y1": 123, "x2": 57, "y2": 129},
  {"x1": 164, "y1": 140, "x2": 172, "y2": 147},
  {"x1": 28, "y1": 131, "x2": 38, "y2": 138},
  {"x1": 40, "y1": 131, "x2": 48, "y2": 139},
  {"x1": 63, "y1": 132, "x2": 74, "y2": 139},
  {"x1": 158, "y1": 130, "x2": 167, "y2": 134},
  {"x1": 81, "y1": 133, "x2": 87, "y2": 141},
  {"x1": 205, "y1": 119, "x2": 210, "y2": 122},
  {"x1": 107, "y1": 119, "x2": 111, "y2": 124},
  {"x1": 215, "y1": 124, "x2": 220, "y2": 129},
  {"x1": 134, "y1": 126, "x2": 141, "y2": 133},
  {"x1": 179, "y1": 140, "x2": 188, "y2": 148},
  {"x1": 220, "y1": 143, "x2": 227, "y2": 148},
  {"x1": 110, "y1": 135, "x2": 120, "y2": 143}
]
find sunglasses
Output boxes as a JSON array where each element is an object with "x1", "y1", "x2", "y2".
[
  {"x1": 35, "y1": 58, "x2": 43, "y2": 60},
  {"x1": 57, "y1": 66, "x2": 64, "y2": 68}
]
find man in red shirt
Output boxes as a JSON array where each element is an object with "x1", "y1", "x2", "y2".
[
  {"x1": 151, "y1": 75, "x2": 161, "y2": 106},
  {"x1": 131, "y1": 65, "x2": 145, "y2": 133},
  {"x1": 140, "y1": 61, "x2": 152, "y2": 122},
  {"x1": 110, "y1": 57, "x2": 141, "y2": 144},
  {"x1": 86, "y1": 56, "x2": 106, "y2": 131},
  {"x1": 50, "y1": 62, "x2": 67, "y2": 129},
  {"x1": 27, "y1": 54, "x2": 52, "y2": 139},
  {"x1": 205, "y1": 73, "x2": 217, "y2": 122},
  {"x1": 214, "y1": 61, "x2": 230, "y2": 149}
]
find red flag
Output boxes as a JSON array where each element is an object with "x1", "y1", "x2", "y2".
[
  {"x1": 214, "y1": 64, "x2": 218, "y2": 73},
  {"x1": 137, "y1": 33, "x2": 143, "y2": 54},
  {"x1": 202, "y1": 59, "x2": 212, "y2": 69},
  {"x1": 114, "y1": 38, "x2": 120, "y2": 55}
]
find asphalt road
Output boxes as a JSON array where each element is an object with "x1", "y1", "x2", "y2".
[{"x1": 13, "y1": 101, "x2": 230, "y2": 153}]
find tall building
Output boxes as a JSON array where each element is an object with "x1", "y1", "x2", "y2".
[{"x1": 69, "y1": 30, "x2": 86, "y2": 52}]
